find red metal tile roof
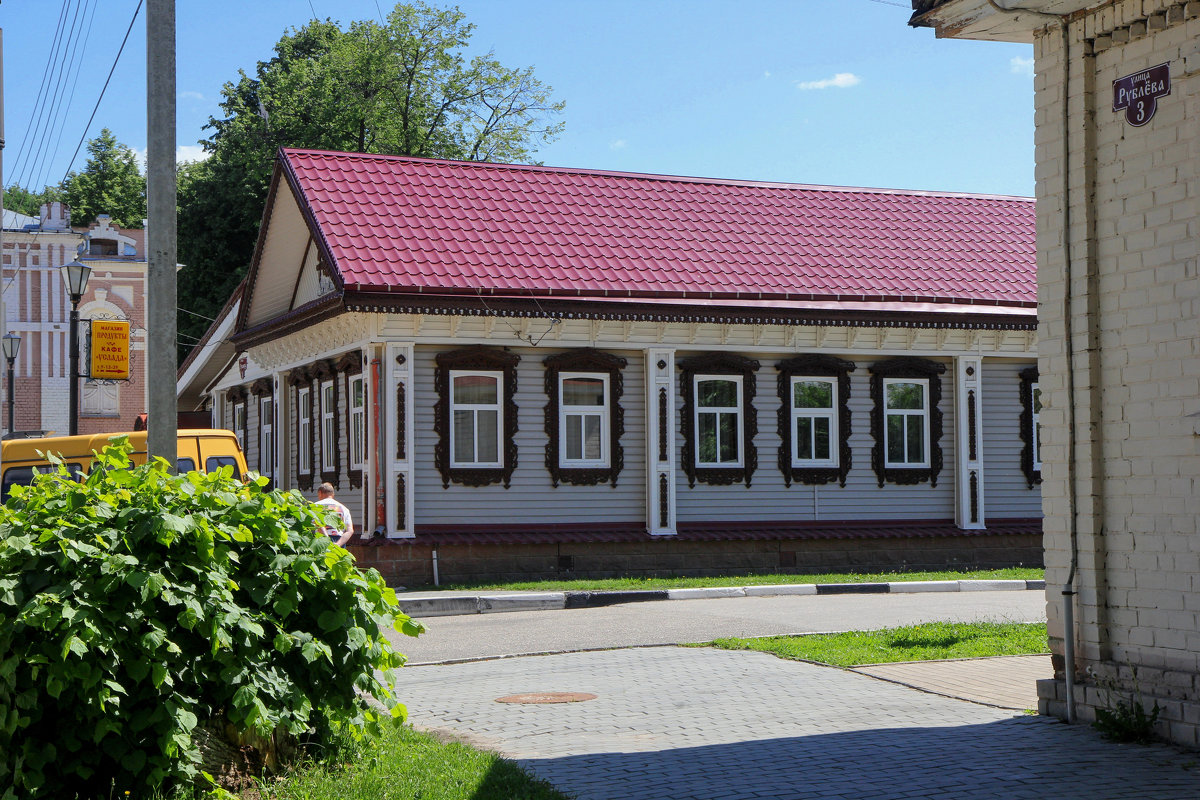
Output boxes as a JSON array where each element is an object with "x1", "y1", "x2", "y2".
[{"x1": 281, "y1": 148, "x2": 1036, "y2": 309}]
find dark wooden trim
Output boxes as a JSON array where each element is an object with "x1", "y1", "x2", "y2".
[
  {"x1": 311, "y1": 359, "x2": 340, "y2": 486},
  {"x1": 396, "y1": 474, "x2": 406, "y2": 530},
  {"x1": 678, "y1": 353, "x2": 759, "y2": 488},
  {"x1": 292, "y1": 377, "x2": 314, "y2": 492},
  {"x1": 868, "y1": 357, "x2": 946, "y2": 488},
  {"x1": 434, "y1": 346, "x2": 521, "y2": 489},
  {"x1": 775, "y1": 355, "x2": 855, "y2": 488},
  {"x1": 226, "y1": 385, "x2": 248, "y2": 403},
  {"x1": 395, "y1": 383, "x2": 407, "y2": 461},
  {"x1": 339, "y1": 352, "x2": 365, "y2": 490},
  {"x1": 1019, "y1": 366, "x2": 1042, "y2": 490},
  {"x1": 249, "y1": 377, "x2": 273, "y2": 397},
  {"x1": 542, "y1": 349, "x2": 627, "y2": 488}
]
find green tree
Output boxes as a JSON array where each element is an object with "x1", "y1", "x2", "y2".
[
  {"x1": 177, "y1": 2, "x2": 564, "y2": 355},
  {"x1": 2, "y1": 184, "x2": 63, "y2": 219},
  {"x1": 62, "y1": 128, "x2": 146, "y2": 228}
]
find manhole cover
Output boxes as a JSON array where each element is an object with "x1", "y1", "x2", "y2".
[{"x1": 495, "y1": 692, "x2": 597, "y2": 704}]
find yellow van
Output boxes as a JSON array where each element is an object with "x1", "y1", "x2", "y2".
[{"x1": 1, "y1": 429, "x2": 248, "y2": 500}]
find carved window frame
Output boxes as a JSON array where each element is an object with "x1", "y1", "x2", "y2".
[
  {"x1": 1019, "y1": 366, "x2": 1042, "y2": 489},
  {"x1": 338, "y1": 352, "x2": 365, "y2": 490},
  {"x1": 869, "y1": 357, "x2": 945, "y2": 487},
  {"x1": 776, "y1": 355, "x2": 855, "y2": 487},
  {"x1": 543, "y1": 348, "x2": 626, "y2": 488},
  {"x1": 312, "y1": 359, "x2": 339, "y2": 485},
  {"x1": 434, "y1": 346, "x2": 520, "y2": 488},
  {"x1": 287, "y1": 368, "x2": 315, "y2": 491},
  {"x1": 228, "y1": 386, "x2": 248, "y2": 455},
  {"x1": 250, "y1": 378, "x2": 274, "y2": 482},
  {"x1": 679, "y1": 353, "x2": 759, "y2": 488}
]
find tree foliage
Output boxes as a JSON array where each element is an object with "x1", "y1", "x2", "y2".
[
  {"x1": 0, "y1": 440, "x2": 421, "y2": 798},
  {"x1": 62, "y1": 128, "x2": 146, "y2": 228},
  {"x1": 2, "y1": 184, "x2": 63, "y2": 220},
  {"x1": 177, "y1": 1, "x2": 564, "y2": 354}
]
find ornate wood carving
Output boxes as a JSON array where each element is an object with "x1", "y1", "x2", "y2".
[
  {"x1": 542, "y1": 349, "x2": 627, "y2": 488},
  {"x1": 226, "y1": 385, "x2": 248, "y2": 403},
  {"x1": 967, "y1": 389, "x2": 978, "y2": 462},
  {"x1": 249, "y1": 378, "x2": 273, "y2": 397},
  {"x1": 868, "y1": 357, "x2": 946, "y2": 488},
  {"x1": 678, "y1": 353, "x2": 759, "y2": 488},
  {"x1": 775, "y1": 354, "x2": 855, "y2": 488},
  {"x1": 1019, "y1": 366, "x2": 1042, "y2": 490},
  {"x1": 308, "y1": 359, "x2": 341, "y2": 485},
  {"x1": 396, "y1": 474, "x2": 406, "y2": 530},
  {"x1": 396, "y1": 383, "x2": 407, "y2": 461},
  {"x1": 287, "y1": 368, "x2": 314, "y2": 491},
  {"x1": 657, "y1": 387, "x2": 668, "y2": 462},
  {"x1": 969, "y1": 470, "x2": 980, "y2": 523},
  {"x1": 434, "y1": 346, "x2": 520, "y2": 489},
  {"x1": 658, "y1": 473, "x2": 669, "y2": 528},
  {"x1": 339, "y1": 352, "x2": 365, "y2": 490}
]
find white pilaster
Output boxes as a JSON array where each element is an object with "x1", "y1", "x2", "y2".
[
  {"x1": 955, "y1": 355, "x2": 985, "y2": 529},
  {"x1": 646, "y1": 348, "x2": 676, "y2": 535},
  {"x1": 385, "y1": 342, "x2": 416, "y2": 538}
]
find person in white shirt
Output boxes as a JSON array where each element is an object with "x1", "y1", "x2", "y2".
[{"x1": 314, "y1": 482, "x2": 355, "y2": 547}]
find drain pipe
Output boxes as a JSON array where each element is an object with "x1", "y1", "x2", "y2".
[
  {"x1": 432, "y1": 548, "x2": 440, "y2": 587},
  {"x1": 985, "y1": 0, "x2": 1079, "y2": 723}
]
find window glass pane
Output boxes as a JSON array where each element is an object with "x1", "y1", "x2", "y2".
[
  {"x1": 718, "y1": 412, "x2": 738, "y2": 462},
  {"x1": 453, "y1": 409, "x2": 475, "y2": 462},
  {"x1": 176, "y1": 458, "x2": 196, "y2": 473},
  {"x1": 352, "y1": 378, "x2": 364, "y2": 407},
  {"x1": 1033, "y1": 387, "x2": 1042, "y2": 414},
  {"x1": 814, "y1": 417, "x2": 831, "y2": 461},
  {"x1": 886, "y1": 414, "x2": 905, "y2": 463},
  {"x1": 907, "y1": 415, "x2": 924, "y2": 463},
  {"x1": 795, "y1": 417, "x2": 813, "y2": 460},
  {"x1": 565, "y1": 415, "x2": 583, "y2": 460},
  {"x1": 698, "y1": 413, "x2": 718, "y2": 462},
  {"x1": 584, "y1": 415, "x2": 602, "y2": 460},
  {"x1": 205, "y1": 456, "x2": 241, "y2": 479},
  {"x1": 454, "y1": 375, "x2": 497, "y2": 404},
  {"x1": 477, "y1": 410, "x2": 499, "y2": 462},
  {"x1": 563, "y1": 377, "x2": 604, "y2": 406},
  {"x1": 698, "y1": 379, "x2": 737, "y2": 408},
  {"x1": 794, "y1": 380, "x2": 832, "y2": 409},
  {"x1": 886, "y1": 382, "x2": 923, "y2": 410}
]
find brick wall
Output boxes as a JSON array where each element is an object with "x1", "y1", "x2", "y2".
[{"x1": 1033, "y1": 0, "x2": 1200, "y2": 747}]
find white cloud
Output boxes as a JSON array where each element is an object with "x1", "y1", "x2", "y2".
[
  {"x1": 795, "y1": 72, "x2": 861, "y2": 91},
  {"x1": 180, "y1": 90, "x2": 205, "y2": 101},
  {"x1": 1010, "y1": 56, "x2": 1035, "y2": 77},
  {"x1": 609, "y1": 139, "x2": 627, "y2": 150},
  {"x1": 131, "y1": 145, "x2": 211, "y2": 171},
  {"x1": 763, "y1": 70, "x2": 772, "y2": 79}
]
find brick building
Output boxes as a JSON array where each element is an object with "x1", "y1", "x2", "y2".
[
  {"x1": 912, "y1": 0, "x2": 1200, "y2": 747},
  {"x1": 1, "y1": 203, "x2": 148, "y2": 436}
]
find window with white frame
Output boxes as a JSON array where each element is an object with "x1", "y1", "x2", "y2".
[
  {"x1": 298, "y1": 386, "x2": 312, "y2": 474},
  {"x1": 1032, "y1": 382, "x2": 1042, "y2": 470},
  {"x1": 320, "y1": 380, "x2": 335, "y2": 473},
  {"x1": 233, "y1": 402, "x2": 246, "y2": 453},
  {"x1": 791, "y1": 377, "x2": 837, "y2": 467},
  {"x1": 559, "y1": 373, "x2": 609, "y2": 467},
  {"x1": 883, "y1": 378, "x2": 929, "y2": 468},
  {"x1": 694, "y1": 375, "x2": 743, "y2": 467},
  {"x1": 450, "y1": 371, "x2": 503, "y2": 467},
  {"x1": 349, "y1": 374, "x2": 365, "y2": 471},
  {"x1": 260, "y1": 396, "x2": 275, "y2": 478}
]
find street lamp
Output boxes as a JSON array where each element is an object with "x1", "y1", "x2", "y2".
[
  {"x1": 2, "y1": 332, "x2": 20, "y2": 437},
  {"x1": 60, "y1": 259, "x2": 92, "y2": 436}
]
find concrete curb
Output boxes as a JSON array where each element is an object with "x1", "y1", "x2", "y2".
[{"x1": 398, "y1": 578, "x2": 1046, "y2": 618}]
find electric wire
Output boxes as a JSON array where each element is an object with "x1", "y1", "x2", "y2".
[
  {"x1": 8, "y1": 0, "x2": 72, "y2": 191},
  {"x1": 41, "y1": 0, "x2": 99, "y2": 191},
  {"x1": 31, "y1": 0, "x2": 92, "y2": 192}
]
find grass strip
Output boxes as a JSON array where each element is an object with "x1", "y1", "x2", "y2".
[
  {"x1": 254, "y1": 723, "x2": 570, "y2": 800},
  {"x1": 423, "y1": 566, "x2": 1043, "y2": 593},
  {"x1": 703, "y1": 621, "x2": 1049, "y2": 667}
]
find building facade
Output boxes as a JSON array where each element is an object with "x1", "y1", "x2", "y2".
[
  {"x1": 182, "y1": 149, "x2": 1042, "y2": 587},
  {"x1": 912, "y1": 0, "x2": 1200, "y2": 747}
]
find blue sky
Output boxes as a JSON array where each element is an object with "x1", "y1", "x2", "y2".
[{"x1": 1, "y1": 0, "x2": 1035, "y2": 198}]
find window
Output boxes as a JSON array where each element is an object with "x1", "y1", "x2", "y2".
[
  {"x1": 320, "y1": 380, "x2": 335, "y2": 473},
  {"x1": 260, "y1": 396, "x2": 274, "y2": 479},
  {"x1": 81, "y1": 380, "x2": 119, "y2": 416},
  {"x1": 434, "y1": 346, "x2": 520, "y2": 488},
  {"x1": 791, "y1": 378, "x2": 837, "y2": 467},
  {"x1": 1019, "y1": 367, "x2": 1042, "y2": 489},
  {"x1": 176, "y1": 458, "x2": 196, "y2": 473},
  {"x1": 695, "y1": 376, "x2": 743, "y2": 467},
  {"x1": 205, "y1": 455, "x2": 241, "y2": 479},
  {"x1": 233, "y1": 402, "x2": 246, "y2": 454},
  {"x1": 349, "y1": 375, "x2": 365, "y2": 471},
  {"x1": 868, "y1": 357, "x2": 945, "y2": 487},
  {"x1": 678, "y1": 353, "x2": 759, "y2": 488},
  {"x1": 542, "y1": 348, "x2": 626, "y2": 488},
  {"x1": 1032, "y1": 383, "x2": 1042, "y2": 470},
  {"x1": 450, "y1": 371, "x2": 503, "y2": 467},
  {"x1": 560, "y1": 373, "x2": 608, "y2": 466},
  {"x1": 298, "y1": 386, "x2": 312, "y2": 475},
  {"x1": 883, "y1": 379, "x2": 929, "y2": 468}
]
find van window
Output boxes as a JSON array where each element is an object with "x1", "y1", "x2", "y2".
[
  {"x1": 205, "y1": 456, "x2": 241, "y2": 479},
  {"x1": 1, "y1": 462, "x2": 84, "y2": 500},
  {"x1": 177, "y1": 458, "x2": 196, "y2": 473}
]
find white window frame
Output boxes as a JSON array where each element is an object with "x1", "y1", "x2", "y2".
[
  {"x1": 558, "y1": 372, "x2": 609, "y2": 468},
  {"x1": 320, "y1": 379, "x2": 335, "y2": 473},
  {"x1": 298, "y1": 386, "x2": 312, "y2": 475},
  {"x1": 349, "y1": 374, "x2": 366, "y2": 471},
  {"x1": 1031, "y1": 382, "x2": 1041, "y2": 471},
  {"x1": 883, "y1": 377, "x2": 930, "y2": 469},
  {"x1": 233, "y1": 403, "x2": 246, "y2": 453},
  {"x1": 449, "y1": 370, "x2": 504, "y2": 468},
  {"x1": 791, "y1": 376, "x2": 838, "y2": 468},
  {"x1": 260, "y1": 396, "x2": 275, "y2": 479},
  {"x1": 693, "y1": 374, "x2": 743, "y2": 468}
]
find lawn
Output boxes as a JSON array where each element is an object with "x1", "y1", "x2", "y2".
[
  {"x1": 426, "y1": 566, "x2": 1043, "y2": 593},
  {"x1": 702, "y1": 621, "x2": 1049, "y2": 667}
]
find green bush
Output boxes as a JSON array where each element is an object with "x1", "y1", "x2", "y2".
[{"x1": 0, "y1": 440, "x2": 422, "y2": 798}]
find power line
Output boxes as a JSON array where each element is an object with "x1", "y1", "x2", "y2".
[
  {"x1": 42, "y1": 0, "x2": 99, "y2": 191},
  {"x1": 9, "y1": 0, "x2": 72, "y2": 190},
  {"x1": 30, "y1": 0, "x2": 91, "y2": 192}
]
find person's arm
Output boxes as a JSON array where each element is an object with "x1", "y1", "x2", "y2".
[{"x1": 334, "y1": 504, "x2": 355, "y2": 547}]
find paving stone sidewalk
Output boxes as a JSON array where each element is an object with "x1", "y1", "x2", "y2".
[{"x1": 400, "y1": 647, "x2": 1199, "y2": 800}]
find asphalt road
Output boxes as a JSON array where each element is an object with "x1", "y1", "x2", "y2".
[{"x1": 388, "y1": 590, "x2": 1048, "y2": 665}]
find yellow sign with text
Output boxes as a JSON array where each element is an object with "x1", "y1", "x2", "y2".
[{"x1": 90, "y1": 320, "x2": 130, "y2": 380}]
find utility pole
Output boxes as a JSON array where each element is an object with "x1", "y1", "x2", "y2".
[
  {"x1": 146, "y1": 0, "x2": 177, "y2": 466},
  {"x1": 1, "y1": 28, "x2": 8, "y2": 455}
]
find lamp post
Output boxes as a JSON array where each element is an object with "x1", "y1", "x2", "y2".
[
  {"x1": 2, "y1": 332, "x2": 20, "y2": 437},
  {"x1": 60, "y1": 259, "x2": 91, "y2": 436}
]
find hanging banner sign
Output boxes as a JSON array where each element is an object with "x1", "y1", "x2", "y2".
[
  {"x1": 89, "y1": 320, "x2": 131, "y2": 380},
  {"x1": 1113, "y1": 62, "x2": 1170, "y2": 127}
]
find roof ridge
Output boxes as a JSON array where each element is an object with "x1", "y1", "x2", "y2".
[{"x1": 279, "y1": 147, "x2": 1035, "y2": 202}]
